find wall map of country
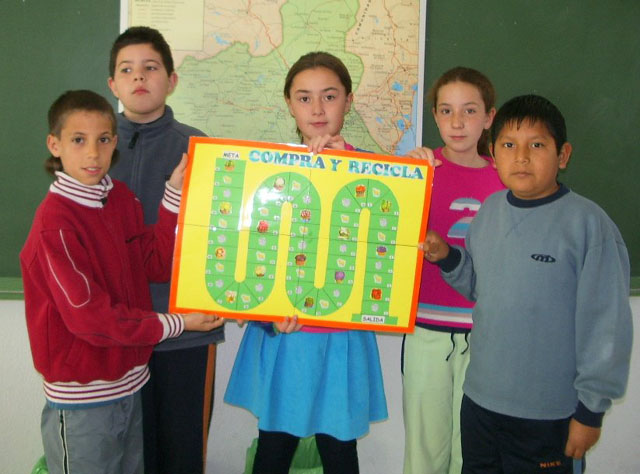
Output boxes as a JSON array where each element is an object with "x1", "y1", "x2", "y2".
[{"x1": 126, "y1": 0, "x2": 424, "y2": 155}]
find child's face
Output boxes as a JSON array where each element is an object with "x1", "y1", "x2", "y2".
[
  {"x1": 46, "y1": 111, "x2": 117, "y2": 186},
  {"x1": 492, "y1": 120, "x2": 571, "y2": 200},
  {"x1": 285, "y1": 67, "x2": 353, "y2": 144},
  {"x1": 432, "y1": 81, "x2": 495, "y2": 158},
  {"x1": 108, "y1": 43, "x2": 177, "y2": 123}
]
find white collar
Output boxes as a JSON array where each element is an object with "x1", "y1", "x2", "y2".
[{"x1": 50, "y1": 172, "x2": 114, "y2": 208}]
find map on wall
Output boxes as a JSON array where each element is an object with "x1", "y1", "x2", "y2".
[
  {"x1": 169, "y1": 138, "x2": 433, "y2": 332},
  {"x1": 122, "y1": 0, "x2": 426, "y2": 155}
]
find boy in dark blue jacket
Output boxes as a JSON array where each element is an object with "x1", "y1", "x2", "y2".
[{"x1": 108, "y1": 26, "x2": 224, "y2": 474}]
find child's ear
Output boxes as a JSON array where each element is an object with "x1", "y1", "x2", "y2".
[
  {"x1": 489, "y1": 143, "x2": 497, "y2": 169},
  {"x1": 485, "y1": 107, "x2": 497, "y2": 129},
  {"x1": 558, "y1": 142, "x2": 572, "y2": 169},
  {"x1": 167, "y1": 71, "x2": 178, "y2": 95},
  {"x1": 285, "y1": 97, "x2": 294, "y2": 117},
  {"x1": 46, "y1": 134, "x2": 61, "y2": 157},
  {"x1": 107, "y1": 77, "x2": 119, "y2": 99},
  {"x1": 344, "y1": 92, "x2": 353, "y2": 115}
]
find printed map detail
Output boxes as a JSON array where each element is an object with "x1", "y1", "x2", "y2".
[{"x1": 126, "y1": 0, "x2": 424, "y2": 154}]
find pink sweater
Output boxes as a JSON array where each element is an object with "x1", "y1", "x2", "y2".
[{"x1": 417, "y1": 147, "x2": 504, "y2": 331}]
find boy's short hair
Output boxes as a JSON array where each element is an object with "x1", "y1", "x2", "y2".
[
  {"x1": 109, "y1": 26, "x2": 174, "y2": 77},
  {"x1": 48, "y1": 90, "x2": 117, "y2": 137},
  {"x1": 491, "y1": 94, "x2": 567, "y2": 153}
]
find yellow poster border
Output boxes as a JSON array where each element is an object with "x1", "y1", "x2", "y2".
[{"x1": 170, "y1": 137, "x2": 433, "y2": 333}]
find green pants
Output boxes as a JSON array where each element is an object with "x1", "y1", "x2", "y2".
[{"x1": 402, "y1": 327, "x2": 470, "y2": 474}]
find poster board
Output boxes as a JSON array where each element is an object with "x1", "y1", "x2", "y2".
[{"x1": 170, "y1": 138, "x2": 433, "y2": 332}]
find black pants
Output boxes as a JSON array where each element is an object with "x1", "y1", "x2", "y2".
[
  {"x1": 461, "y1": 395, "x2": 582, "y2": 474},
  {"x1": 142, "y1": 344, "x2": 216, "y2": 474},
  {"x1": 253, "y1": 429, "x2": 359, "y2": 474}
]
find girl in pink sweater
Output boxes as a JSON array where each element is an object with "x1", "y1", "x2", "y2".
[{"x1": 402, "y1": 67, "x2": 504, "y2": 474}]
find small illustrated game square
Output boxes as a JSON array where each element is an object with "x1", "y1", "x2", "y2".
[{"x1": 170, "y1": 138, "x2": 434, "y2": 332}]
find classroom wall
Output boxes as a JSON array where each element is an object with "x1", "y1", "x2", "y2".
[
  {"x1": 3, "y1": 2, "x2": 639, "y2": 472},
  {"x1": 2, "y1": 0, "x2": 640, "y2": 281},
  {"x1": 3, "y1": 299, "x2": 639, "y2": 474}
]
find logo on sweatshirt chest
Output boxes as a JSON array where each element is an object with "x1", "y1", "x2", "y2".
[{"x1": 531, "y1": 254, "x2": 556, "y2": 263}]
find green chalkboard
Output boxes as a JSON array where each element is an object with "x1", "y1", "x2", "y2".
[
  {"x1": 1, "y1": 1, "x2": 639, "y2": 294},
  {"x1": 0, "y1": 1, "x2": 120, "y2": 288},
  {"x1": 421, "y1": 0, "x2": 640, "y2": 280}
]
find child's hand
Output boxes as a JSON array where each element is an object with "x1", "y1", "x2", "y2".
[
  {"x1": 168, "y1": 153, "x2": 188, "y2": 190},
  {"x1": 307, "y1": 135, "x2": 346, "y2": 154},
  {"x1": 182, "y1": 312, "x2": 225, "y2": 331},
  {"x1": 406, "y1": 147, "x2": 442, "y2": 167},
  {"x1": 274, "y1": 314, "x2": 303, "y2": 333},
  {"x1": 564, "y1": 418, "x2": 601, "y2": 459},
  {"x1": 419, "y1": 230, "x2": 449, "y2": 262}
]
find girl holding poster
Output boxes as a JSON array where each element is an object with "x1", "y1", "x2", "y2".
[{"x1": 224, "y1": 52, "x2": 387, "y2": 474}]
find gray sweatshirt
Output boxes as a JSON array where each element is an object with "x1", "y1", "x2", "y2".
[{"x1": 441, "y1": 185, "x2": 632, "y2": 425}]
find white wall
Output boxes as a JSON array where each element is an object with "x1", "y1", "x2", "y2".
[
  {"x1": 1, "y1": 300, "x2": 47, "y2": 474},
  {"x1": 3, "y1": 299, "x2": 639, "y2": 474}
]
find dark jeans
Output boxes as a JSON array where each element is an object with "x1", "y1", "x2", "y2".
[
  {"x1": 142, "y1": 344, "x2": 216, "y2": 474},
  {"x1": 461, "y1": 395, "x2": 583, "y2": 474},
  {"x1": 253, "y1": 429, "x2": 359, "y2": 474}
]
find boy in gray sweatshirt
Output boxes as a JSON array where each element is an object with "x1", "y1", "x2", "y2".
[{"x1": 422, "y1": 94, "x2": 632, "y2": 473}]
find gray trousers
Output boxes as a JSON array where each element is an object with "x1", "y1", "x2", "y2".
[{"x1": 41, "y1": 392, "x2": 143, "y2": 474}]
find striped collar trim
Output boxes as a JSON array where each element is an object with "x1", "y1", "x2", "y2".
[{"x1": 50, "y1": 172, "x2": 114, "y2": 208}]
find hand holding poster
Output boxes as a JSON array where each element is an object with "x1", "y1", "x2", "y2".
[{"x1": 170, "y1": 138, "x2": 433, "y2": 332}]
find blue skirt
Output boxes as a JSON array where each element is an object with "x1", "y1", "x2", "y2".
[{"x1": 224, "y1": 324, "x2": 388, "y2": 441}]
